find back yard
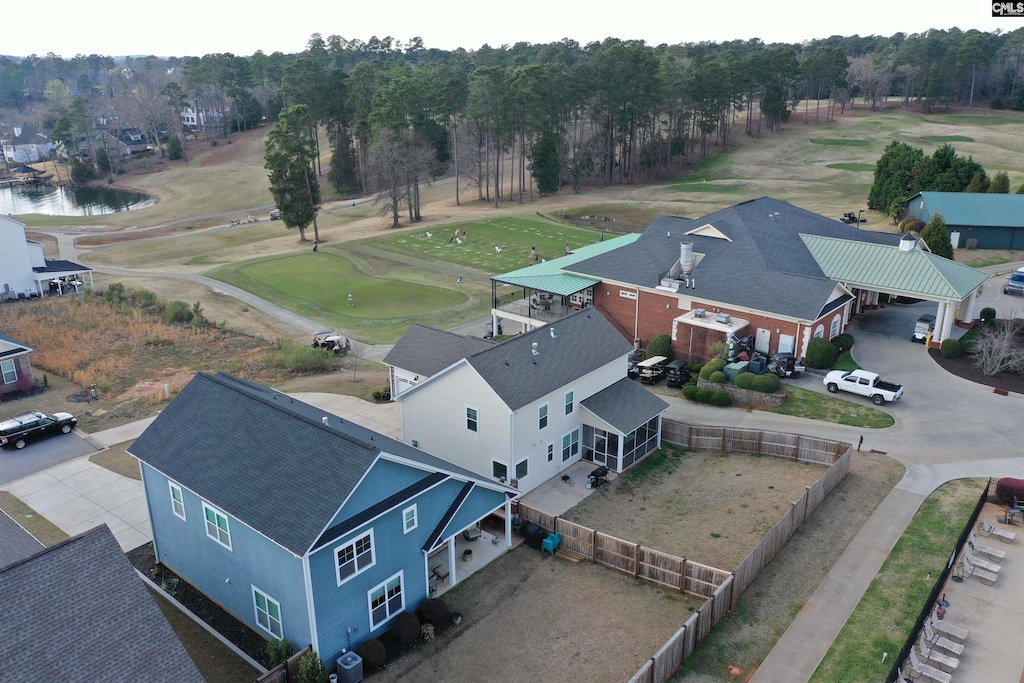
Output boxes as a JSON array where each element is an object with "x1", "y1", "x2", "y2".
[{"x1": 564, "y1": 446, "x2": 828, "y2": 570}]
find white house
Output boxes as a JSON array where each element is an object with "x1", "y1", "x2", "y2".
[
  {"x1": 382, "y1": 324, "x2": 495, "y2": 398},
  {"x1": 393, "y1": 309, "x2": 669, "y2": 493},
  {"x1": 1, "y1": 126, "x2": 54, "y2": 163},
  {"x1": 0, "y1": 215, "x2": 93, "y2": 300}
]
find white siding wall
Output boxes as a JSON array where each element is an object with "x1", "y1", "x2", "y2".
[
  {"x1": 509, "y1": 357, "x2": 626, "y2": 492},
  {"x1": 0, "y1": 217, "x2": 38, "y2": 297},
  {"x1": 400, "y1": 364, "x2": 511, "y2": 481}
]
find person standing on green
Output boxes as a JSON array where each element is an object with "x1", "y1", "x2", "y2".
[{"x1": 347, "y1": 293, "x2": 354, "y2": 307}]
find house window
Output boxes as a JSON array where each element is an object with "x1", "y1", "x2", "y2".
[
  {"x1": 564, "y1": 390, "x2": 574, "y2": 416},
  {"x1": 253, "y1": 588, "x2": 283, "y2": 639},
  {"x1": 830, "y1": 314, "x2": 841, "y2": 339},
  {"x1": 0, "y1": 359, "x2": 16, "y2": 384},
  {"x1": 547, "y1": 444, "x2": 554, "y2": 462},
  {"x1": 402, "y1": 505, "x2": 418, "y2": 534},
  {"x1": 538, "y1": 404, "x2": 548, "y2": 430},
  {"x1": 814, "y1": 324, "x2": 825, "y2": 339},
  {"x1": 202, "y1": 503, "x2": 231, "y2": 550},
  {"x1": 169, "y1": 483, "x2": 186, "y2": 521},
  {"x1": 336, "y1": 531, "x2": 375, "y2": 584},
  {"x1": 466, "y1": 406, "x2": 478, "y2": 433},
  {"x1": 515, "y1": 459, "x2": 529, "y2": 479},
  {"x1": 492, "y1": 461, "x2": 507, "y2": 481},
  {"x1": 562, "y1": 428, "x2": 580, "y2": 462},
  {"x1": 368, "y1": 572, "x2": 404, "y2": 629}
]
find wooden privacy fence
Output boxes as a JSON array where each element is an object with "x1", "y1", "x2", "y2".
[
  {"x1": 255, "y1": 645, "x2": 311, "y2": 683},
  {"x1": 543, "y1": 419, "x2": 853, "y2": 683}
]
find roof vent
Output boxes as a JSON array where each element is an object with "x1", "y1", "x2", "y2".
[
  {"x1": 531, "y1": 342, "x2": 539, "y2": 357},
  {"x1": 679, "y1": 243, "x2": 695, "y2": 276},
  {"x1": 550, "y1": 328, "x2": 557, "y2": 339},
  {"x1": 322, "y1": 416, "x2": 329, "y2": 426},
  {"x1": 716, "y1": 312, "x2": 731, "y2": 324},
  {"x1": 693, "y1": 308, "x2": 705, "y2": 318}
]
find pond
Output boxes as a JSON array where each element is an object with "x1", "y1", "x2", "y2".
[{"x1": 0, "y1": 183, "x2": 156, "y2": 216}]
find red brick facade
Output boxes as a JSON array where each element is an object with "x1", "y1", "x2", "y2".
[{"x1": 592, "y1": 282, "x2": 851, "y2": 363}]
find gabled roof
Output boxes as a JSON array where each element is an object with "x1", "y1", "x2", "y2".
[
  {"x1": 567, "y1": 197, "x2": 901, "y2": 320},
  {"x1": 382, "y1": 324, "x2": 494, "y2": 377},
  {"x1": 493, "y1": 233, "x2": 641, "y2": 296},
  {"x1": 802, "y1": 235, "x2": 989, "y2": 300},
  {"x1": 131, "y1": 373, "x2": 509, "y2": 555},
  {"x1": 0, "y1": 526, "x2": 205, "y2": 683},
  {"x1": 0, "y1": 331, "x2": 32, "y2": 359},
  {"x1": 464, "y1": 308, "x2": 631, "y2": 411},
  {"x1": 580, "y1": 377, "x2": 669, "y2": 435},
  {"x1": 910, "y1": 192, "x2": 1024, "y2": 228},
  {"x1": 33, "y1": 259, "x2": 92, "y2": 275}
]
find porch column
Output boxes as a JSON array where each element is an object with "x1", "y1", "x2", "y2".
[
  {"x1": 448, "y1": 537, "x2": 458, "y2": 586},
  {"x1": 960, "y1": 290, "x2": 978, "y2": 324},
  {"x1": 938, "y1": 301, "x2": 956, "y2": 344},
  {"x1": 504, "y1": 498, "x2": 513, "y2": 548}
]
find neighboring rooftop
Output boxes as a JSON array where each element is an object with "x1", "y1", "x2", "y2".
[
  {"x1": 567, "y1": 197, "x2": 901, "y2": 320},
  {"x1": 494, "y1": 233, "x2": 641, "y2": 296},
  {"x1": 382, "y1": 324, "x2": 494, "y2": 377},
  {"x1": 0, "y1": 525, "x2": 205, "y2": 683},
  {"x1": 581, "y1": 377, "x2": 670, "y2": 434},
  {"x1": 910, "y1": 191, "x2": 1024, "y2": 228}
]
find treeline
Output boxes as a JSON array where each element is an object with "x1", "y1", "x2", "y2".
[{"x1": 4, "y1": 28, "x2": 1024, "y2": 207}]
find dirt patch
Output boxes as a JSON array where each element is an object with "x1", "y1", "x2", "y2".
[
  {"x1": 372, "y1": 546, "x2": 703, "y2": 683},
  {"x1": 565, "y1": 447, "x2": 828, "y2": 569},
  {"x1": 113, "y1": 368, "x2": 196, "y2": 402}
]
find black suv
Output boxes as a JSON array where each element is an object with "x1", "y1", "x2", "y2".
[{"x1": 0, "y1": 411, "x2": 77, "y2": 450}]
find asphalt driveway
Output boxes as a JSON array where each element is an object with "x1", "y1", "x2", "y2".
[{"x1": 0, "y1": 431, "x2": 101, "y2": 485}]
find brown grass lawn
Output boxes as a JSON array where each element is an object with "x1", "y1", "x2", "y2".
[
  {"x1": 372, "y1": 546, "x2": 704, "y2": 683},
  {"x1": 564, "y1": 446, "x2": 828, "y2": 570}
]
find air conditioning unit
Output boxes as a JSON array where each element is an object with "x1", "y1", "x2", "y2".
[
  {"x1": 716, "y1": 312, "x2": 731, "y2": 324},
  {"x1": 693, "y1": 308, "x2": 705, "y2": 318}
]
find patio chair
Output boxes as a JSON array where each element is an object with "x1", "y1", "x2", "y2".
[
  {"x1": 541, "y1": 533, "x2": 562, "y2": 556},
  {"x1": 923, "y1": 620, "x2": 964, "y2": 656},
  {"x1": 968, "y1": 532, "x2": 1006, "y2": 562},
  {"x1": 963, "y1": 548, "x2": 1001, "y2": 574},
  {"x1": 977, "y1": 515, "x2": 1016, "y2": 543},
  {"x1": 904, "y1": 648, "x2": 951, "y2": 683},
  {"x1": 958, "y1": 556, "x2": 998, "y2": 586},
  {"x1": 916, "y1": 632, "x2": 959, "y2": 673},
  {"x1": 929, "y1": 609, "x2": 968, "y2": 643}
]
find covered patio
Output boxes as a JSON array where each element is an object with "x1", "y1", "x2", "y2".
[{"x1": 31, "y1": 260, "x2": 94, "y2": 298}]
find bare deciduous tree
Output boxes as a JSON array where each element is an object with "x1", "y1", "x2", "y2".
[{"x1": 972, "y1": 315, "x2": 1024, "y2": 376}]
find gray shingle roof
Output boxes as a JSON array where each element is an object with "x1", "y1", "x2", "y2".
[
  {"x1": 464, "y1": 308, "x2": 632, "y2": 411},
  {"x1": 382, "y1": 324, "x2": 494, "y2": 377},
  {"x1": 131, "y1": 373, "x2": 506, "y2": 555},
  {"x1": 580, "y1": 378, "x2": 670, "y2": 435},
  {"x1": 0, "y1": 525, "x2": 205, "y2": 683},
  {"x1": 568, "y1": 197, "x2": 901, "y2": 321}
]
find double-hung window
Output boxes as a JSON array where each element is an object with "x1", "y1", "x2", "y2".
[
  {"x1": 336, "y1": 531, "x2": 375, "y2": 584},
  {"x1": 368, "y1": 572, "x2": 404, "y2": 629},
  {"x1": 0, "y1": 359, "x2": 16, "y2": 384},
  {"x1": 562, "y1": 428, "x2": 580, "y2": 462},
  {"x1": 253, "y1": 588, "x2": 283, "y2": 638},
  {"x1": 466, "y1": 406, "x2": 479, "y2": 433},
  {"x1": 538, "y1": 404, "x2": 548, "y2": 430},
  {"x1": 202, "y1": 503, "x2": 231, "y2": 549},
  {"x1": 564, "y1": 390, "x2": 574, "y2": 415},
  {"x1": 402, "y1": 505, "x2": 418, "y2": 534},
  {"x1": 169, "y1": 483, "x2": 186, "y2": 521}
]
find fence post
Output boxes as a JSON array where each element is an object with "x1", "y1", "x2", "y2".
[
  {"x1": 648, "y1": 656, "x2": 656, "y2": 683},
  {"x1": 755, "y1": 430, "x2": 763, "y2": 455},
  {"x1": 720, "y1": 427, "x2": 726, "y2": 451},
  {"x1": 679, "y1": 558, "x2": 687, "y2": 592},
  {"x1": 635, "y1": 544, "x2": 642, "y2": 577},
  {"x1": 592, "y1": 529, "x2": 598, "y2": 560},
  {"x1": 793, "y1": 435, "x2": 801, "y2": 460}
]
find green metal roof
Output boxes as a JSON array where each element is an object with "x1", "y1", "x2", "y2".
[
  {"x1": 911, "y1": 192, "x2": 1024, "y2": 228},
  {"x1": 493, "y1": 233, "x2": 640, "y2": 296},
  {"x1": 801, "y1": 234, "x2": 990, "y2": 300}
]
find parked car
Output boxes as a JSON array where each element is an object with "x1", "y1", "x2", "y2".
[
  {"x1": 0, "y1": 411, "x2": 78, "y2": 449},
  {"x1": 1003, "y1": 271, "x2": 1024, "y2": 296},
  {"x1": 823, "y1": 370, "x2": 903, "y2": 405},
  {"x1": 912, "y1": 313, "x2": 936, "y2": 343}
]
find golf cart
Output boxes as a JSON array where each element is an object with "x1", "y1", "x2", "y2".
[
  {"x1": 766, "y1": 352, "x2": 804, "y2": 378},
  {"x1": 912, "y1": 313, "x2": 935, "y2": 343},
  {"x1": 636, "y1": 356, "x2": 668, "y2": 384},
  {"x1": 311, "y1": 330, "x2": 350, "y2": 356},
  {"x1": 665, "y1": 360, "x2": 691, "y2": 388}
]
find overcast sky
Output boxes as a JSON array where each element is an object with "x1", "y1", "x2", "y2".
[{"x1": 5, "y1": 0, "x2": 1020, "y2": 59}]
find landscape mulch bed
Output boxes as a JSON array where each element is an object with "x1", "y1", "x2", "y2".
[
  {"x1": 928, "y1": 347, "x2": 1024, "y2": 395},
  {"x1": 127, "y1": 543, "x2": 272, "y2": 668}
]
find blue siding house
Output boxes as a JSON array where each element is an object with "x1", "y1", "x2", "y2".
[{"x1": 130, "y1": 372, "x2": 517, "y2": 665}]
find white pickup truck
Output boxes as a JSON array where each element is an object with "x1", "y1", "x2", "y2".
[{"x1": 823, "y1": 369, "x2": 904, "y2": 405}]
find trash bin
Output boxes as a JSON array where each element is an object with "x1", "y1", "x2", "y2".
[
  {"x1": 336, "y1": 651, "x2": 363, "y2": 683},
  {"x1": 523, "y1": 523, "x2": 547, "y2": 550}
]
